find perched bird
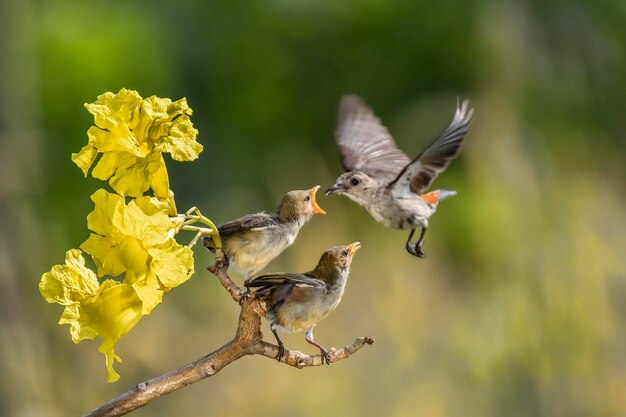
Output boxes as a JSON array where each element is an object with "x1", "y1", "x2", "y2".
[
  {"x1": 245, "y1": 242, "x2": 361, "y2": 363},
  {"x1": 326, "y1": 95, "x2": 473, "y2": 258},
  {"x1": 203, "y1": 186, "x2": 326, "y2": 280}
]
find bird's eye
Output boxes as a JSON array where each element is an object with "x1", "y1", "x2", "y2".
[
  {"x1": 304, "y1": 196, "x2": 310, "y2": 202},
  {"x1": 342, "y1": 249, "x2": 349, "y2": 256},
  {"x1": 350, "y1": 178, "x2": 360, "y2": 186}
]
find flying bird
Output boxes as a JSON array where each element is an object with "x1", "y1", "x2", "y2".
[
  {"x1": 203, "y1": 186, "x2": 326, "y2": 280},
  {"x1": 245, "y1": 242, "x2": 361, "y2": 364},
  {"x1": 326, "y1": 95, "x2": 473, "y2": 258}
]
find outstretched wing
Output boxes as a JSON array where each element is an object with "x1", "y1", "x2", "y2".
[
  {"x1": 390, "y1": 99, "x2": 473, "y2": 194},
  {"x1": 335, "y1": 95, "x2": 411, "y2": 182},
  {"x1": 217, "y1": 213, "x2": 279, "y2": 237}
]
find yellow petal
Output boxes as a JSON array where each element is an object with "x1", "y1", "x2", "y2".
[
  {"x1": 149, "y1": 154, "x2": 171, "y2": 200},
  {"x1": 148, "y1": 240, "x2": 195, "y2": 289},
  {"x1": 83, "y1": 190, "x2": 152, "y2": 277},
  {"x1": 116, "y1": 237, "x2": 151, "y2": 275},
  {"x1": 83, "y1": 235, "x2": 150, "y2": 277},
  {"x1": 59, "y1": 302, "x2": 99, "y2": 342},
  {"x1": 91, "y1": 152, "x2": 146, "y2": 197},
  {"x1": 41, "y1": 252, "x2": 144, "y2": 382},
  {"x1": 39, "y1": 249, "x2": 100, "y2": 305},
  {"x1": 82, "y1": 190, "x2": 175, "y2": 279},
  {"x1": 132, "y1": 194, "x2": 171, "y2": 217},
  {"x1": 59, "y1": 279, "x2": 144, "y2": 382},
  {"x1": 85, "y1": 89, "x2": 142, "y2": 133},
  {"x1": 84, "y1": 89, "x2": 146, "y2": 159},
  {"x1": 99, "y1": 339, "x2": 123, "y2": 383},
  {"x1": 165, "y1": 190, "x2": 178, "y2": 217},
  {"x1": 115, "y1": 197, "x2": 173, "y2": 246},
  {"x1": 86, "y1": 189, "x2": 123, "y2": 236},
  {"x1": 80, "y1": 234, "x2": 125, "y2": 277},
  {"x1": 92, "y1": 151, "x2": 163, "y2": 198},
  {"x1": 111, "y1": 152, "x2": 165, "y2": 198},
  {"x1": 91, "y1": 151, "x2": 131, "y2": 183},
  {"x1": 91, "y1": 280, "x2": 144, "y2": 341},
  {"x1": 71, "y1": 143, "x2": 98, "y2": 176},
  {"x1": 143, "y1": 96, "x2": 202, "y2": 161},
  {"x1": 86, "y1": 125, "x2": 142, "y2": 157},
  {"x1": 125, "y1": 272, "x2": 164, "y2": 314},
  {"x1": 85, "y1": 281, "x2": 143, "y2": 382}
]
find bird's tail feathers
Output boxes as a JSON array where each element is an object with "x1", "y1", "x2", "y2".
[{"x1": 420, "y1": 189, "x2": 457, "y2": 204}]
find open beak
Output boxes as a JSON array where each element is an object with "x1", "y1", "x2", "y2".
[
  {"x1": 309, "y1": 186, "x2": 326, "y2": 215},
  {"x1": 325, "y1": 182, "x2": 343, "y2": 195},
  {"x1": 348, "y1": 241, "x2": 362, "y2": 256}
]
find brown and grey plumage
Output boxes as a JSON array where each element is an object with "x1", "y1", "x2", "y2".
[
  {"x1": 203, "y1": 186, "x2": 326, "y2": 280},
  {"x1": 326, "y1": 95, "x2": 473, "y2": 258},
  {"x1": 245, "y1": 242, "x2": 361, "y2": 363}
]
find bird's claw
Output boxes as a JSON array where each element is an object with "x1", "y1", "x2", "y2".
[
  {"x1": 320, "y1": 348, "x2": 332, "y2": 365},
  {"x1": 405, "y1": 242, "x2": 416, "y2": 256},
  {"x1": 209, "y1": 257, "x2": 229, "y2": 274},
  {"x1": 276, "y1": 343, "x2": 285, "y2": 363},
  {"x1": 238, "y1": 289, "x2": 251, "y2": 304},
  {"x1": 405, "y1": 243, "x2": 425, "y2": 258},
  {"x1": 216, "y1": 258, "x2": 229, "y2": 270}
]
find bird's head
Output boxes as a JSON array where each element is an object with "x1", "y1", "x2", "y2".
[
  {"x1": 325, "y1": 171, "x2": 378, "y2": 204},
  {"x1": 278, "y1": 186, "x2": 326, "y2": 223},
  {"x1": 314, "y1": 242, "x2": 362, "y2": 277}
]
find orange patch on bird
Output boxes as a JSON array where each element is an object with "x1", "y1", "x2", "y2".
[
  {"x1": 289, "y1": 286, "x2": 307, "y2": 302},
  {"x1": 420, "y1": 191, "x2": 440, "y2": 205}
]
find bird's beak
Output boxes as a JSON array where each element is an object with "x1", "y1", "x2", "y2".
[
  {"x1": 325, "y1": 182, "x2": 343, "y2": 195},
  {"x1": 309, "y1": 186, "x2": 326, "y2": 215},
  {"x1": 348, "y1": 241, "x2": 362, "y2": 256}
]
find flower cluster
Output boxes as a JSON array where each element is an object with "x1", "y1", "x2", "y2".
[
  {"x1": 40, "y1": 249, "x2": 144, "y2": 382},
  {"x1": 39, "y1": 89, "x2": 211, "y2": 382},
  {"x1": 72, "y1": 88, "x2": 202, "y2": 200},
  {"x1": 80, "y1": 190, "x2": 194, "y2": 314}
]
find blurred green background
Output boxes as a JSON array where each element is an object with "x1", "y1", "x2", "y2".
[{"x1": 2, "y1": 0, "x2": 626, "y2": 416}]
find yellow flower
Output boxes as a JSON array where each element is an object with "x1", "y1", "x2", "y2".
[
  {"x1": 80, "y1": 189, "x2": 194, "y2": 314},
  {"x1": 39, "y1": 249, "x2": 143, "y2": 382},
  {"x1": 71, "y1": 88, "x2": 202, "y2": 199},
  {"x1": 42, "y1": 89, "x2": 211, "y2": 382}
]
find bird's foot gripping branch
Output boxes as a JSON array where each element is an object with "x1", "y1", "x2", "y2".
[{"x1": 38, "y1": 89, "x2": 220, "y2": 383}]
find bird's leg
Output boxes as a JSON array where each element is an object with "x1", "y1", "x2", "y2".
[
  {"x1": 405, "y1": 227, "x2": 426, "y2": 258},
  {"x1": 270, "y1": 326, "x2": 285, "y2": 362},
  {"x1": 414, "y1": 226, "x2": 427, "y2": 258},
  {"x1": 405, "y1": 229, "x2": 418, "y2": 256},
  {"x1": 305, "y1": 327, "x2": 331, "y2": 365}
]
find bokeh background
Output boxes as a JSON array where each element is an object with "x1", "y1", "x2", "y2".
[{"x1": 2, "y1": 0, "x2": 626, "y2": 416}]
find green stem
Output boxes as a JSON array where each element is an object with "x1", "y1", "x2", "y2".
[{"x1": 171, "y1": 207, "x2": 222, "y2": 249}]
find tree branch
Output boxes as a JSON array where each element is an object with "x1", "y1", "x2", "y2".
[
  {"x1": 255, "y1": 337, "x2": 375, "y2": 368},
  {"x1": 82, "y1": 251, "x2": 374, "y2": 417},
  {"x1": 207, "y1": 248, "x2": 247, "y2": 303}
]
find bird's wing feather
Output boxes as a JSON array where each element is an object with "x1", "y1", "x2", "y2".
[
  {"x1": 217, "y1": 213, "x2": 279, "y2": 237},
  {"x1": 245, "y1": 273, "x2": 326, "y2": 289},
  {"x1": 389, "y1": 99, "x2": 473, "y2": 194},
  {"x1": 335, "y1": 95, "x2": 411, "y2": 182}
]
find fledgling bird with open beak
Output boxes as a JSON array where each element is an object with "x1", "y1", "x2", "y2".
[
  {"x1": 245, "y1": 242, "x2": 361, "y2": 364},
  {"x1": 326, "y1": 95, "x2": 473, "y2": 258},
  {"x1": 202, "y1": 186, "x2": 326, "y2": 281}
]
